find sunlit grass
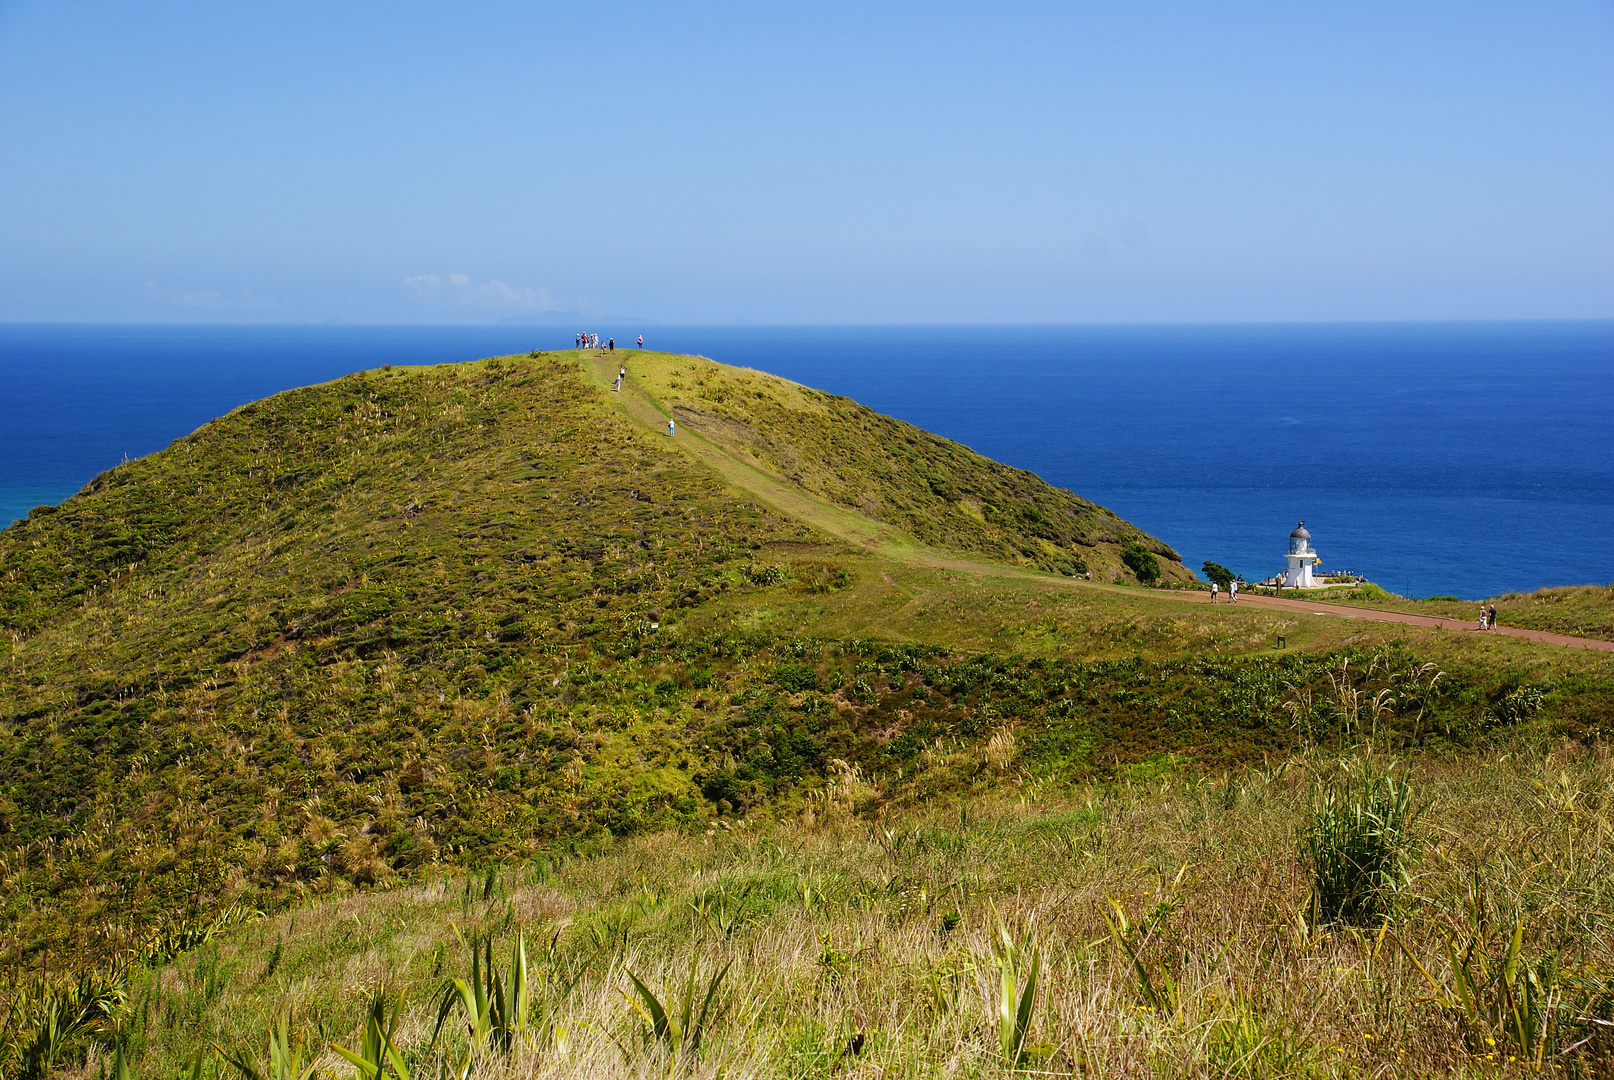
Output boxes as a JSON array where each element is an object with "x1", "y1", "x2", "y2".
[{"x1": 8, "y1": 743, "x2": 1609, "y2": 1079}]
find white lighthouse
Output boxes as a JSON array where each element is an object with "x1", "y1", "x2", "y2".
[{"x1": 1284, "y1": 521, "x2": 1319, "y2": 588}]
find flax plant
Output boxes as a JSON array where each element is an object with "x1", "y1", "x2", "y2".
[
  {"x1": 215, "y1": 1010, "x2": 317, "y2": 1080},
  {"x1": 620, "y1": 959, "x2": 731, "y2": 1059},
  {"x1": 332, "y1": 994, "x2": 413, "y2": 1080},
  {"x1": 1302, "y1": 757, "x2": 1414, "y2": 925}
]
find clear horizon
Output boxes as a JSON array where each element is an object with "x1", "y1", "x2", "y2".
[
  {"x1": 5, "y1": 317, "x2": 1614, "y2": 329},
  {"x1": 2, "y1": 2, "x2": 1610, "y2": 325}
]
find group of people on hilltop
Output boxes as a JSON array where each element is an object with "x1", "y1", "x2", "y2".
[{"x1": 576, "y1": 333, "x2": 646, "y2": 351}]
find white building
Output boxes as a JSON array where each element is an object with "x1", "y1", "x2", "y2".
[{"x1": 1284, "y1": 521, "x2": 1319, "y2": 588}]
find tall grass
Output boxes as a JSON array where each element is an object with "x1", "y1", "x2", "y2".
[
  {"x1": 1301, "y1": 757, "x2": 1413, "y2": 925},
  {"x1": 6, "y1": 746, "x2": 1612, "y2": 1079}
]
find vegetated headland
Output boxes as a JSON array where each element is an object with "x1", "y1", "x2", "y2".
[{"x1": 2, "y1": 350, "x2": 1611, "y2": 1078}]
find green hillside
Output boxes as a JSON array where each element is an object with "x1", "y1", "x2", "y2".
[
  {"x1": 2, "y1": 349, "x2": 1613, "y2": 1079},
  {"x1": 623, "y1": 352, "x2": 1187, "y2": 582},
  {"x1": 1, "y1": 349, "x2": 1609, "y2": 979}
]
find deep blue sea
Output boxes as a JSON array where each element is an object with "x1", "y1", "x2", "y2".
[{"x1": 3, "y1": 322, "x2": 1611, "y2": 600}]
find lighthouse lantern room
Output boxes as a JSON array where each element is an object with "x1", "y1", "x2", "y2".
[{"x1": 1284, "y1": 522, "x2": 1319, "y2": 588}]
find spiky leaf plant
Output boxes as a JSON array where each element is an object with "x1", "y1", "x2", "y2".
[
  {"x1": 1302, "y1": 759, "x2": 1413, "y2": 925},
  {"x1": 215, "y1": 1010, "x2": 316, "y2": 1080},
  {"x1": 621, "y1": 959, "x2": 731, "y2": 1058},
  {"x1": 332, "y1": 993, "x2": 412, "y2": 1080}
]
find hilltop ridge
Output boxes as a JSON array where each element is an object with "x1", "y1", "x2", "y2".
[{"x1": 597, "y1": 351, "x2": 1187, "y2": 583}]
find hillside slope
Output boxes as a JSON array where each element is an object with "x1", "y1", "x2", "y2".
[
  {"x1": 619, "y1": 351, "x2": 1187, "y2": 582},
  {"x1": 1, "y1": 351, "x2": 1600, "y2": 970},
  {"x1": 0, "y1": 352, "x2": 1183, "y2": 956}
]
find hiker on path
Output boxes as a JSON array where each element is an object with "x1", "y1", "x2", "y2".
[
  {"x1": 1230, "y1": 580, "x2": 1238, "y2": 603},
  {"x1": 1489, "y1": 604, "x2": 1498, "y2": 630},
  {"x1": 619, "y1": 364, "x2": 626, "y2": 382},
  {"x1": 1210, "y1": 581, "x2": 1219, "y2": 603},
  {"x1": 609, "y1": 339, "x2": 615, "y2": 351},
  {"x1": 1478, "y1": 607, "x2": 1489, "y2": 631},
  {"x1": 668, "y1": 418, "x2": 675, "y2": 437},
  {"x1": 637, "y1": 335, "x2": 643, "y2": 348}
]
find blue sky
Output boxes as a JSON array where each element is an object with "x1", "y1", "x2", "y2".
[{"x1": 1, "y1": 2, "x2": 1610, "y2": 324}]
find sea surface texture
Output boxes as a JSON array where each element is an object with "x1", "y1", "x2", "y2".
[{"x1": 2, "y1": 322, "x2": 1610, "y2": 600}]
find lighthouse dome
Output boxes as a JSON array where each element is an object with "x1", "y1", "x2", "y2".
[
  {"x1": 1288, "y1": 521, "x2": 1313, "y2": 556},
  {"x1": 1290, "y1": 522, "x2": 1311, "y2": 539}
]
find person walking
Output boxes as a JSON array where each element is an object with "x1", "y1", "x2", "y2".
[
  {"x1": 1488, "y1": 604, "x2": 1498, "y2": 630},
  {"x1": 1230, "y1": 579, "x2": 1238, "y2": 603},
  {"x1": 668, "y1": 418, "x2": 675, "y2": 437},
  {"x1": 608, "y1": 338, "x2": 615, "y2": 351},
  {"x1": 637, "y1": 334, "x2": 643, "y2": 348},
  {"x1": 1210, "y1": 581, "x2": 1219, "y2": 603}
]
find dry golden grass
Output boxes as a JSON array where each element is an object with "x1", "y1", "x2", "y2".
[{"x1": 46, "y1": 742, "x2": 1605, "y2": 1080}]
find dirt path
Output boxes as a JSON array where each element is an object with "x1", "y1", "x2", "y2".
[
  {"x1": 584, "y1": 352, "x2": 1614, "y2": 653},
  {"x1": 587, "y1": 352, "x2": 897, "y2": 550},
  {"x1": 1190, "y1": 591, "x2": 1614, "y2": 651}
]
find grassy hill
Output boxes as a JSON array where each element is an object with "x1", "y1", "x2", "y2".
[
  {"x1": 0, "y1": 350, "x2": 1222, "y2": 958},
  {"x1": 618, "y1": 352, "x2": 1187, "y2": 582},
  {"x1": 2, "y1": 349, "x2": 1612, "y2": 1078}
]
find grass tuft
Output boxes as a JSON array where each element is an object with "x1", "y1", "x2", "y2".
[{"x1": 1301, "y1": 757, "x2": 1413, "y2": 926}]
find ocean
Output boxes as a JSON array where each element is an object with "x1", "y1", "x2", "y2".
[{"x1": 2, "y1": 321, "x2": 1610, "y2": 600}]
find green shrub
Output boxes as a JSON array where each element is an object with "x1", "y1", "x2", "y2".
[
  {"x1": 1121, "y1": 543, "x2": 1160, "y2": 584},
  {"x1": 744, "y1": 563, "x2": 785, "y2": 586},
  {"x1": 1302, "y1": 760, "x2": 1413, "y2": 925},
  {"x1": 1201, "y1": 561, "x2": 1234, "y2": 588},
  {"x1": 771, "y1": 664, "x2": 819, "y2": 693},
  {"x1": 790, "y1": 560, "x2": 850, "y2": 594}
]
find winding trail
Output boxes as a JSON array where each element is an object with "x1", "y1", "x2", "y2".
[
  {"x1": 1203, "y1": 591, "x2": 1614, "y2": 651},
  {"x1": 585, "y1": 351, "x2": 1614, "y2": 653}
]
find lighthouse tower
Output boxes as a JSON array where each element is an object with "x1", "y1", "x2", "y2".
[{"x1": 1284, "y1": 522, "x2": 1319, "y2": 588}]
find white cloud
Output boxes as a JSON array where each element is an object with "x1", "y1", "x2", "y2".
[
  {"x1": 143, "y1": 280, "x2": 222, "y2": 306},
  {"x1": 403, "y1": 272, "x2": 564, "y2": 310}
]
